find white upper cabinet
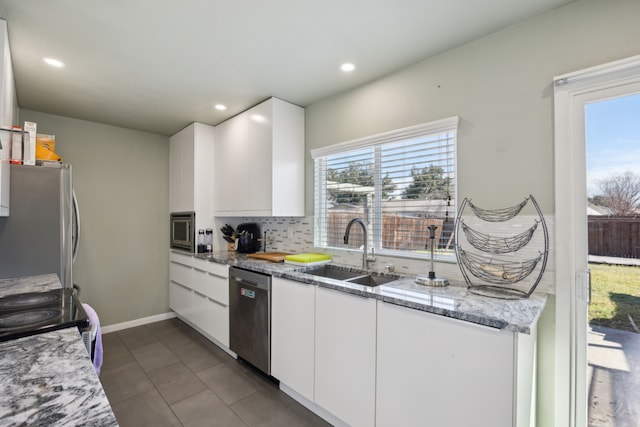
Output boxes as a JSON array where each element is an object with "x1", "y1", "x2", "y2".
[
  {"x1": 170, "y1": 124, "x2": 194, "y2": 213},
  {"x1": 213, "y1": 113, "x2": 249, "y2": 212},
  {"x1": 213, "y1": 97, "x2": 304, "y2": 217},
  {"x1": 169, "y1": 122, "x2": 215, "y2": 230}
]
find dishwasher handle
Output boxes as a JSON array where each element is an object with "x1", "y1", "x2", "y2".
[
  {"x1": 232, "y1": 276, "x2": 259, "y2": 287},
  {"x1": 230, "y1": 272, "x2": 271, "y2": 291}
]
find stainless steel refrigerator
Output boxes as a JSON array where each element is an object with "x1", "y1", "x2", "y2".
[{"x1": 0, "y1": 163, "x2": 79, "y2": 288}]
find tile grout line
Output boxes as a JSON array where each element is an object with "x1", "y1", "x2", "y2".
[
  {"x1": 143, "y1": 322, "x2": 202, "y2": 427},
  {"x1": 146, "y1": 329, "x2": 187, "y2": 427},
  {"x1": 139, "y1": 321, "x2": 247, "y2": 426},
  {"x1": 114, "y1": 327, "x2": 188, "y2": 427},
  {"x1": 104, "y1": 318, "x2": 330, "y2": 427}
]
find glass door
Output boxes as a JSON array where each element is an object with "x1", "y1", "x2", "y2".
[{"x1": 554, "y1": 56, "x2": 640, "y2": 426}]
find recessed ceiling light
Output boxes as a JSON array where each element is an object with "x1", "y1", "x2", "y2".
[
  {"x1": 341, "y1": 63, "x2": 356, "y2": 72},
  {"x1": 214, "y1": 104, "x2": 227, "y2": 111},
  {"x1": 43, "y1": 57, "x2": 64, "y2": 68}
]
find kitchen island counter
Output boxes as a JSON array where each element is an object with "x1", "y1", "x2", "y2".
[
  {"x1": 0, "y1": 327, "x2": 118, "y2": 427},
  {"x1": 196, "y1": 251, "x2": 546, "y2": 334},
  {"x1": 0, "y1": 274, "x2": 117, "y2": 426}
]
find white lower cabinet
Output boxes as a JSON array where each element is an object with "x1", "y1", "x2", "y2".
[
  {"x1": 271, "y1": 277, "x2": 315, "y2": 401},
  {"x1": 169, "y1": 252, "x2": 230, "y2": 348},
  {"x1": 376, "y1": 301, "x2": 536, "y2": 427},
  {"x1": 170, "y1": 259, "x2": 537, "y2": 427},
  {"x1": 192, "y1": 291, "x2": 229, "y2": 347},
  {"x1": 169, "y1": 281, "x2": 193, "y2": 322},
  {"x1": 314, "y1": 287, "x2": 377, "y2": 427}
]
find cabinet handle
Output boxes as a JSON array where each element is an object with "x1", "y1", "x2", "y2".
[
  {"x1": 170, "y1": 280, "x2": 190, "y2": 290},
  {"x1": 193, "y1": 289, "x2": 228, "y2": 307},
  {"x1": 322, "y1": 286, "x2": 371, "y2": 301},
  {"x1": 171, "y1": 261, "x2": 192, "y2": 268},
  {"x1": 233, "y1": 277, "x2": 259, "y2": 287}
]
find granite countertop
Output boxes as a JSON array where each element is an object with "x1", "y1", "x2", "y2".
[
  {"x1": 0, "y1": 328, "x2": 118, "y2": 426},
  {"x1": 0, "y1": 274, "x2": 118, "y2": 426},
  {"x1": 192, "y1": 251, "x2": 547, "y2": 334},
  {"x1": 0, "y1": 273, "x2": 64, "y2": 297}
]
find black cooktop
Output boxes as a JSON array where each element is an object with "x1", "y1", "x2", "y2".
[{"x1": 0, "y1": 288, "x2": 89, "y2": 342}]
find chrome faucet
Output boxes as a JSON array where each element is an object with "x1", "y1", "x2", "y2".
[{"x1": 343, "y1": 218, "x2": 375, "y2": 270}]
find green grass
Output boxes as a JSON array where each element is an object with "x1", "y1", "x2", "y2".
[{"x1": 589, "y1": 263, "x2": 640, "y2": 333}]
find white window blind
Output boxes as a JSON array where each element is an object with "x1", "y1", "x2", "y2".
[{"x1": 313, "y1": 117, "x2": 458, "y2": 258}]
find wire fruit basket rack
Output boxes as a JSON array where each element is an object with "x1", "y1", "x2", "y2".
[{"x1": 454, "y1": 195, "x2": 549, "y2": 299}]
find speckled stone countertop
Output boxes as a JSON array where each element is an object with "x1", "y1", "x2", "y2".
[
  {"x1": 0, "y1": 328, "x2": 118, "y2": 426},
  {"x1": 193, "y1": 251, "x2": 547, "y2": 334},
  {"x1": 0, "y1": 273, "x2": 63, "y2": 297},
  {"x1": 0, "y1": 275, "x2": 118, "y2": 426}
]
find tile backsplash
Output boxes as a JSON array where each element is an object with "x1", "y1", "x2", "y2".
[
  {"x1": 214, "y1": 215, "x2": 462, "y2": 276},
  {"x1": 213, "y1": 216, "x2": 314, "y2": 254},
  {"x1": 213, "y1": 214, "x2": 556, "y2": 294},
  {"x1": 243, "y1": 216, "x2": 314, "y2": 253}
]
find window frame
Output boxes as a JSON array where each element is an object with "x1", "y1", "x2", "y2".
[{"x1": 311, "y1": 116, "x2": 459, "y2": 261}]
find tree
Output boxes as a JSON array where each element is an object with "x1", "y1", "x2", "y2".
[
  {"x1": 401, "y1": 165, "x2": 451, "y2": 200},
  {"x1": 594, "y1": 171, "x2": 640, "y2": 215},
  {"x1": 327, "y1": 161, "x2": 396, "y2": 204}
]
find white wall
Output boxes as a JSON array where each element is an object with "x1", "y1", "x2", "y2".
[
  {"x1": 305, "y1": 0, "x2": 640, "y2": 215},
  {"x1": 303, "y1": 0, "x2": 640, "y2": 424},
  {"x1": 19, "y1": 110, "x2": 170, "y2": 327}
]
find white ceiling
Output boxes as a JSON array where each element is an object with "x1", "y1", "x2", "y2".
[{"x1": 0, "y1": 0, "x2": 575, "y2": 136}]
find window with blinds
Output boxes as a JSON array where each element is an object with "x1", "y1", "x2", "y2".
[{"x1": 312, "y1": 117, "x2": 458, "y2": 259}]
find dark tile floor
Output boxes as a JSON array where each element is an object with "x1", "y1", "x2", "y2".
[{"x1": 99, "y1": 318, "x2": 331, "y2": 427}]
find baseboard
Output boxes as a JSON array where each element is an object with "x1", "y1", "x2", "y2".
[
  {"x1": 173, "y1": 314, "x2": 237, "y2": 359},
  {"x1": 101, "y1": 311, "x2": 176, "y2": 334},
  {"x1": 279, "y1": 383, "x2": 348, "y2": 427}
]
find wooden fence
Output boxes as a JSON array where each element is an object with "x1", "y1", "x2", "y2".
[
  {"x1": 588, "y1": 216, "x2": 640, "y2": 258},
  {"x1": 327, "y1": 210, "x2": 450, "y2": 250}
]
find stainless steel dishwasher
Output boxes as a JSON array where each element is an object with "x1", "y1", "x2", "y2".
[{"x1": 229, "y1": 267, "x2": 272, "y2": 375}]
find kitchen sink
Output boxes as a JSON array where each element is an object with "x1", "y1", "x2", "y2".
[
  {"x1": 347, "y1": 274, "x2": 399, "y2": 287},
  {"x1": 302, "y1": 264, "x2": 366, "y2": 281},
  {"x1": 303, "y1": 264, "x2": 400, "y2": 287}
]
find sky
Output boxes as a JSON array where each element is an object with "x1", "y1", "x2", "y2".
[{"x1": 585, "y1": 93, "x2": 640, "y2": 196}]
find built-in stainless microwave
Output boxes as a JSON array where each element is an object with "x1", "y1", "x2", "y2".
[{"x1": 170, "y1": 211, "x2": 195, "y2": 252}]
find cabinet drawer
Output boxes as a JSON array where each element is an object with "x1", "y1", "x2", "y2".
[
  {"x1": 192, "y1": 268, "x2": 229, "y2": 305},
  {"x1": 191, "y1": 257, "x2": 209, "y2": 272},
  {"x1": 170, "y1": 261, "x2": 193, "y2": 288},
  {"x1": 206, "y1": 261, "x2": 229, "y2": 278},
  {"x1": 193, "y1": 292, "x2": 229, "y2": 347},
  {"x1": 192, "y1": 258, "x2": 229, "y2": 278},
  {"x1": 170, "y1": 281, "x2": 193, "y2": 321},
  {"x1": 170, "y1": 251, "x2": 194, "y2": 266}
]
